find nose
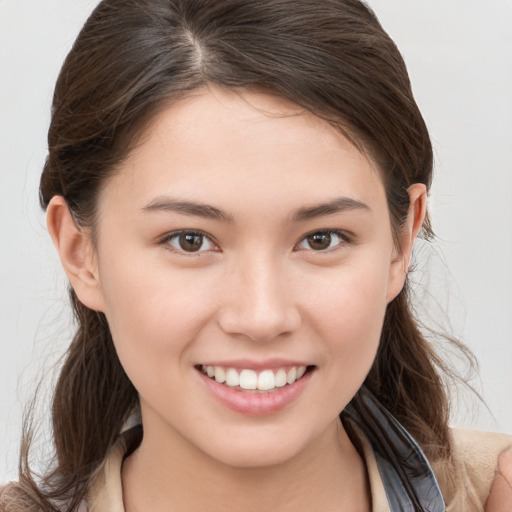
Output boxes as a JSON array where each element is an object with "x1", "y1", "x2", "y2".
[{"x1": 217, "y1": 254, "x2": 301, "y2": 342}]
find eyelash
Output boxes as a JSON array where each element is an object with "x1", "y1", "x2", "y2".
[
  {"x1": 295, "y1": 229, "x2": 352, "y2": 253},
  {"x1": 159, "y1": 229, "x2": 352, "y2": 255},
  {"x1": 159, "y1": 230, "x2": 219, "y2": 255}
]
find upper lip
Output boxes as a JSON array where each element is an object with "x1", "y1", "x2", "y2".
[{"x1": 197, "y1": 358, "x2": 312, "y2": 371}]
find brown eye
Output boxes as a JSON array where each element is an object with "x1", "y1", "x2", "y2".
[
  {"x1": 164, "y1": 231, "x2": 216, "y2": 253},
  {"x1": 307, "y1": 233, "x2": 332, "y2": 250},
  {"x1": 296, "y1": 230, "x2": 347, "y2": 252},
  {"x1": 179, "y1": 233, "x2": 204, "y2": 252}
]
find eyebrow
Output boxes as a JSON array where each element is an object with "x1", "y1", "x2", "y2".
[
  {"x1": 142, "y1": 196, "x2": 369, "y2": 223},
  {"x1": 142, "y1": 198, "x2": 234, "y2": 223},
  {"x1": 291, "y1": 197, "x2": 370, "y2": 222}
]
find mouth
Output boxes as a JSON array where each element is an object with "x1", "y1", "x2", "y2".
[
  {"x1": 197, "y1": 364, "x2": 312, "y2": 392},
  {"x1": 196, "y1": 362, "x2": 315, "y2": 415}
]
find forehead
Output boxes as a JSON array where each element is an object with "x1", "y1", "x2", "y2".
[{"x1": 99, "y1": 87, "x2": 386, "y2": 216}]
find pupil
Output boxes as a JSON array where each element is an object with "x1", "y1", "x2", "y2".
[
  {"x1": 308, "y1": 233, "x2": 331, "y2": 250},
  {"x1": 179, "y1": 233, "x2": 203, "y2": 252}
]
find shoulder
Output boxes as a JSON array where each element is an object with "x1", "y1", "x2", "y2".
[
  {"x1": 451, "y1": 428, "x2": 512, "y2": 497},
  {"x1": 432, "y1": 428, "x2": 512, "y2": 511}
]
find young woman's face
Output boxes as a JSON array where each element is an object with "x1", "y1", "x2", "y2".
[{"x1": 90, "y1": 87, "x2": 409, "y2": 468}]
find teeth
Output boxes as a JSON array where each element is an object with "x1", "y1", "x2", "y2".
[
  {"x1": 202, "y1": 365, "x2": 309, "y2": 391},
  {"x1": 275, "y1": 368, "x2": 287, "y2": 387},
  {"x1": 296, "y1": 366, "x2": 306, "y2": 379},
  {"x1": 214, "y1": 366, "x2": 226, "y2": 383},
  {"x1": 257, "y1": 370, "x2": 275, "y2": 391},
  {"x1": 225, "y1": 368, "x2": 240, "y2": 387},
  {"x1": 286, "y1": 367, "x2": 296, "y2": 385},
  {"x1": 239, "y1": 369, "x2": 258, "y2": 390}
]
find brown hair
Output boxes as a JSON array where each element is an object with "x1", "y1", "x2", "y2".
[{"x1": 1, "y1": 0, "x2": 472, "y2": 510}]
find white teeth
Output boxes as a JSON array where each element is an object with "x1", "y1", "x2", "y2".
[
  {"x1": 202, "y1": 365, "x2": 310, "y2": 391},
  {"x1": 214, "y1": 366, "x2": 226, "y2": 383},
  {"x1": 275, "y1": 369, "x2": 287, "y2": 387},
  {"x1": 257, "y1": 370, "x2": 275, "y2": 391},
  {"x1": 286, "y1": 367, "x2": 297, "y2": 385},
  {"x1": 239, "y1": 369, "x2": 258, "y2": 390},
  {"x1": 225, "y1": 368, "x2": 240, "y2": 387}
]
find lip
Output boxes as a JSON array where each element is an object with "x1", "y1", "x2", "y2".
[
  {"x1": 198, "y1": 358, "x2": 311, "y2": 371},
  {"x1": 196, "y1": 365, "x2": 314, "y2": 416}
]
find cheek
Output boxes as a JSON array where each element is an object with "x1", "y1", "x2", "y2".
[
  {"x1": 96, "y1": 255, "x2": 215, "y2": 374},
  {"x1": 309, "y1": 259, "x2": 389, "y2": 334},
  {"x1": 97, "y1": 268, "x2": 216, "y2": 414},
  {"x1": 313, "y1": 264, "x2": 389, "y2": 407},
  {"x1": 302, "y1": 255, "x2": 390, "y2": 371}
]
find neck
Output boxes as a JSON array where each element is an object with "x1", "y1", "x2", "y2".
[{"x1": 122, "y1": 417, "x2": 370, "y2": 512}]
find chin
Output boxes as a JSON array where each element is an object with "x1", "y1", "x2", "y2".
[
  {"x1": 208, "y1": 440, "x2": 304, "y2": 469},
  {"x1": 194, "y1": 421, "x2": 327, "y2": 470}
]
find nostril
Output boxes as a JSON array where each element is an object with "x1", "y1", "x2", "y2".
[{"x1": 217, "y1": 307, "x2": 301, "y2": 343}]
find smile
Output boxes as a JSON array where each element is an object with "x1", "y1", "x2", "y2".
[
  {"x1": 199, "y1": 365, "x2": 308, "y2": 392},
  {"x1": 196, "y1": 362, "x2": 315, "y2": 415}
]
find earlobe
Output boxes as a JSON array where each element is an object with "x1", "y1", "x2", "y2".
[
  {"x1": 386, "y1": 184, "x2": 427, "y2": 303},
  {"x1": 46, "y1": 196, "x2": 106, "y2": 312}
]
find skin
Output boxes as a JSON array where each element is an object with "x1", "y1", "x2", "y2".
[
  {"x1": 485, "y1": 448, "x2": 512, "y2": 512},
  {"x1": 47, "y1": 87, "x2": 426, "y2": 512}
]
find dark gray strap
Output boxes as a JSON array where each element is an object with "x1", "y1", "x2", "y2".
[{"x1": 343, "y1": 387, "x2": 446, "y2": 512}]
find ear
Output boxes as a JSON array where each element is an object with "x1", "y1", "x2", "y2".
[
  {"x1": 46, "y1": 196, "x2": 106, "y2": 312},
  {"x1": 386, "y1": 183, "x2": 427, "y2": 302}
]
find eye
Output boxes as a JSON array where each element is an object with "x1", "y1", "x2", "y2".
[
  {"x1": 162, "y1": 231, "x2": 217, "y2": 254},
  {"x1": 296, "y1": 230, "x2": 348, "y2": 252}
]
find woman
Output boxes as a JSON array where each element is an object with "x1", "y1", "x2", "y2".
[{"x1": 1, "y1": 1, "x2": 510, "y2": 511}]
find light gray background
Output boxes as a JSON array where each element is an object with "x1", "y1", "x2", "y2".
[{"x1": 1, "y1": 0, "x2": 511, "y2": 481}]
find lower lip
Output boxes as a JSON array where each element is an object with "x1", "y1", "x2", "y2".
[{"x1": 197, "y1": 369, "x2": 313, "y2": 416}]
